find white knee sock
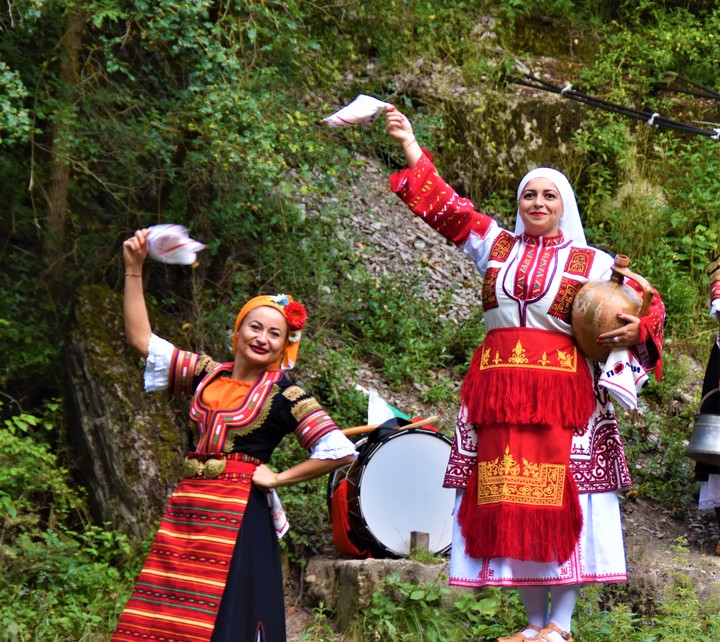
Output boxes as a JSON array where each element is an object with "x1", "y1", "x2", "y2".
[
  {"x1": 517, "y1": 587, "x2": 549, "y2": 629},
  {"x1": 548, "y1": 584, "x2": 580, "y2": 632}
]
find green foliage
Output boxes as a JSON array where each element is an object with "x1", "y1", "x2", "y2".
[
  {"x1": 0, "y1": 61, "x2": 33, "y2": 145},
  {"x1": 0, "y1": 400, "x2": 83, "y2": 532},
  {"x1": 300, "y1": 603, "x2": 337, "y2": 642},
  {"x1": 0, "y1": 400, "x2": 142, "y2": 640},
  {"x1": 345, "y1": 575, "x2": 521, "y2": 641},
  {"x1": 269, "y1": 438, "x2": 337, "y2": 562},
  {"x1": 493, "y1": 0, "x2": 533, "y2": 27},
  {"x1": 296, "y1": 345, "x2": 368, "y2": 430},
  {"x1": 307, "y1": 1, "x2": 481, "y2": 66},
  {"x1": 575, "y1": 571, "x2": 720, "y2": 641},
  {"x1": 346, "y1": 572, "x2": 720, "y2": 641},
  {"x1": 0, "y1": 249, "x2": 63, "y2": 399},
  {"x1": 0, "y1": 525, "x2": 140, "y2": 641},
  {"x1": 3, "y1": 0, "x2": 720, "y2": 638},
  {"x1": 620, "y1": 406, "x2": 696, "y2": 516},
  {"x1": 347, "y1": 573, "x2": 462, "y2": 642},
  {"x1": 328, "y1": 270, "x2": 482, "y2": 397},
  {"x1": 406, "y1": 548, "x2": 445, "y2": 565}
]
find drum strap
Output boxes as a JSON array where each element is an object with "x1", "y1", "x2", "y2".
[{"x1": 330, "y1": 479, "x2": 372, "y2": 559}]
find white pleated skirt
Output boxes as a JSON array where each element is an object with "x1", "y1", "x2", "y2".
[
  {"x1": 699, "y1": 475, "x2": 720, "y2": 510},
  {"x1": 449, "y1": 490, "x2": 627, "y2": 588}
]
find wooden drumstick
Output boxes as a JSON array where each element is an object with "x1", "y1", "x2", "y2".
[{"x1": 341, "y1": 415, "x2": 439, "y2": 437}]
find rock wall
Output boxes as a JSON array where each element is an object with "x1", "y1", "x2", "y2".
[
  {"x1": 385, "y1": 30, "x2": 589, "y2": 205},
  {"x1": 64, "y1": 284, "x2": 188, "y2": 539}
]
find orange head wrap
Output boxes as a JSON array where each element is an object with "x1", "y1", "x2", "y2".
[{"x1": 232, "y1": 294, "x2": 307, "y2": 370}]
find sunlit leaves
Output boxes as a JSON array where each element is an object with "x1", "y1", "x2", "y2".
[{"x1": 0, "y1": 61, "x2": 33, "y2": 145}]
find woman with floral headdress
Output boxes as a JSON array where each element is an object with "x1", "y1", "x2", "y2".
[
  {"x1": 381, "y1": 108, "x2": 665, "y2": 642},
  {"x1": 112, "y1": 229, "x2": 356, "y2": 642}
]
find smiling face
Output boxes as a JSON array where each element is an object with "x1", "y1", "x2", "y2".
[
  {"x1": 234, "y1": 306, "x2": 288, "y2": 372},
  {"x1": 517, "y1": 177, "x2": 564, "y2": 237}
]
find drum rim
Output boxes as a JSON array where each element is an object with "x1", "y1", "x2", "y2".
[
  {"x1": 354, "y1": 428, "x2": 454, "y2": 557},
  {"x1": 327, "y1": 428, "x2": 454, "y2": 557}
]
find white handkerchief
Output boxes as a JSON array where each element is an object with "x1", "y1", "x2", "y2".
[
  {"x1": 323, "y1": 94, "x2": 392, "y2": 129},
  {"x1": 598, "y1": 348, "x2": 649, "y2": 410},
  {"x1": 711, "y1": 299, "x2": 720, "y2": 318},
  {"x1": 147, "y1": 224, "x2": 206, "y2": 265},
  {"x1": 270, "y1": 489, "x2": 290, "y2": 540}
]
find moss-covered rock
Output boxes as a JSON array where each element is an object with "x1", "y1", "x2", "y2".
[{"x1": 64, "y1": 284, "x2": 188, "y2": 539}]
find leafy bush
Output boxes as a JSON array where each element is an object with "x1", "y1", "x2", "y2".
[
  {"x1": 0, "y1": 401, "x2": 142, "y2": 640},
  {"x1": 344, "y1": 573, "x2": 516, "y2": 642},
  {"x1": 343, "y1": 571, "x2": 720, "y2": 641},
  {"x1": 575, "y1": 565, "x2": 720, "y2": 641}
]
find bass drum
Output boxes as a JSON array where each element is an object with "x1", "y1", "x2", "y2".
[{"x1": 328, "y1": 428, "x2": 455, "y2": 558}]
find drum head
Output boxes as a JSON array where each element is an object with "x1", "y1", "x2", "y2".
[{"x1": 356, "y1": 428, "x2": 454, "y2": 557}]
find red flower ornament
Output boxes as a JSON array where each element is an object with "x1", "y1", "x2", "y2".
[{"x1": 284, "y1": 301, "x2": 307, "y2": 331}]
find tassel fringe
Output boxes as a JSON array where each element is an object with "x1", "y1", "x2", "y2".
[
  {"x1": 457, "y1": 466, "x2": 583, "y2": 564},
  {"x1": 461, "y1": 345, "x2": 595, "y2": 428}
]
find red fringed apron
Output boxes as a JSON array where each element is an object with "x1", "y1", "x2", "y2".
[
  {"x1": 457, "y1": 327, "x2": 595, "y2": 564},
  {"x1": 111, "y1": 457, "x2": 259, "y2": 642}
]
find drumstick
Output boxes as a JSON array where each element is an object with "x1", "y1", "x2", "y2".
[{"x1": 341, "y1": 415, "x2": 439, "y2": 437}]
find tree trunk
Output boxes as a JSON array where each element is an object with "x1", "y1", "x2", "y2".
[{"x1": 42, "y1": 8, "x2": 84, "y2": 271}]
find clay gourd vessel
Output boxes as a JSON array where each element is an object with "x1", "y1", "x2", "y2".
[{"x1": 571, "y1": 254, "x2": 655, "y2": 362}]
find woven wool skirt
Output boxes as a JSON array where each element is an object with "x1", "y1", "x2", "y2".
[{"x1": 112, "y1": 469, "x2": 285, "y2": 641}]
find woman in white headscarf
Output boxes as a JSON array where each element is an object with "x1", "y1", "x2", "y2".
[{"x1": 381, "y1": 107, "x2": 665, "y2": 642}]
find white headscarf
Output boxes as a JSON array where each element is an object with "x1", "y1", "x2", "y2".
[{"x1": 513, "y1": 167, "x2": 587, "y2": 246}]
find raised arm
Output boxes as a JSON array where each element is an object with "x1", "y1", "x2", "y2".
[
  {"x1": 385, "y1": 105, "x2": 423, "y2": 168},
  {"x1": 382, "y1": 107, "x2": 495, "y2": 250},
  {"x1": 123, "y1": 229, "x2": 152, "y2": 357}
]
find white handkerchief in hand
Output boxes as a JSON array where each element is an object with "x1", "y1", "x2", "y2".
[
  {"x1": 323, "y1": 94, "x2": 393, "y2": 129},
  {"x1": 146, "y1": 224, "x2": 206, "y2": 265},
  {"x1": 270, "y1": 489, "x2": 290, "y2": 540},
  {"x1": 597, "y1": 348, "x2": 649, "y2": 410}
]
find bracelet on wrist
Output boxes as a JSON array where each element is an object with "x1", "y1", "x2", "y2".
[
  {"x1": 125, "y1": 272, "x2": 142, "y2": 277},
  {"x1": 402, "y1": 138, "x2": 417, "y2": 150}
]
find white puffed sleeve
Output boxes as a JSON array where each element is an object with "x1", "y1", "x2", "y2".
[
  {"x1": 143, "y1": 333, "x2": 176, "y2": 392},
  {"x1": 711, "y1": 299, "x2": 720, "y2": 319},
  {"x1": 461, "y1": 219, "x2": 501, "y2": 279},
  {"x1": 309, "y1": 430, "x2": 358, "y2": 461}
]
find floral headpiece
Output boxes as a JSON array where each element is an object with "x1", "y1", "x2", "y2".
[
  {"x1": 233, "y1": 293, "x2": 307, "y2": 370},
  {"x1": 270, "y1": 294, "x2": 307, "y2": 344}
]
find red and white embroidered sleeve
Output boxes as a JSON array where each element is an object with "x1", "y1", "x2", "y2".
[
  {"x1": 283, "y1": 386, "x2": 339, "y2": 451},
  {"x1": 626, "y1": 280, "x2": 666, "y2": 379},
  {"x1": 168, "y1": 349, "x2": 219, "y2": 396},
  {"x1": 388, "y1": 152, "x2": 493, "y2": 246}
]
